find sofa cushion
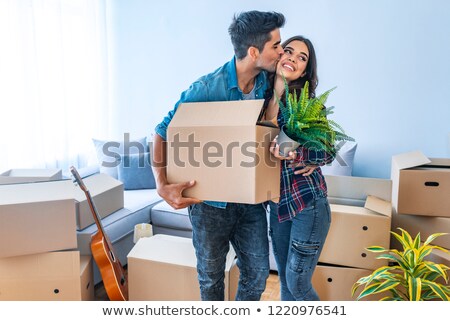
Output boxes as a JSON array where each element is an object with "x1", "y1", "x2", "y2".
[
  {"x1": 118, "y1": 152, "x2": 156, "y2": 190},
  {"x1": 92, "y1": 136, "x2": 148, "y2": 179},
  {"x1": 150, "y1": 201, "x2": 191, "y2": 232}
]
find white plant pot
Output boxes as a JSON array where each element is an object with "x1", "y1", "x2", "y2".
[{"x1": 276, "y1": 126, "x2": 300, "y2": 156}]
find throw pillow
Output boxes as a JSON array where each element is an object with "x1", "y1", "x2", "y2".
[
  {"x1": 321, "y1": 141, "x2": 357, "y2": 176},
  {"x1": 92, "y1": 136, "x2": 148, "y2": 179},
  {"x1": 117, "y1": 152, "x2": 156, "y2": 190}
]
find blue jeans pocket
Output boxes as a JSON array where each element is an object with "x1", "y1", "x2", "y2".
[{"x1": 288, "y1": 240, "x2": 320, "y2": 273}]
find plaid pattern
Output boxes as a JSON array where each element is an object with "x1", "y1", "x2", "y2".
[{"x1": 276, "y1": 115, "x2": 335, "y2": 222}]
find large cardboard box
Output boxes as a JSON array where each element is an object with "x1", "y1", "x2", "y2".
[
  {"x1": 0, "y1": 182, "x2": 77, "y2": 258},
  {"x1": 0, "y1": 251, "x2": 94, "y2": 301},
  {"x1": 391, "y1": 151, "x2": 450, "y2": 217},
  {"x1": 167, "y1": 100, "x2": 280, "y2": 204},
  {"x1": 128, "y1": 234, "x2": 239, "y2": 300},
  {"x1": 391, "y1": 212, "x2": 450, "y2": 249},
  {"x1": 312, "y1": 264, "x2": 385, "y2": 301},
  {"x1": 321, "y1": 175, "x2": 393, "y2": 270},
  {"x1": 320, "y1": 196, "x2": 392, "y2": 270},
  {"x1": 0, "y1": 168, "x2": 62, "y2": 185}
]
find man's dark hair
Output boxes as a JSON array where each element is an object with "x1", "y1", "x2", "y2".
[{"x1": 228, "y1": 11, "x2": 285, "y2": 60}]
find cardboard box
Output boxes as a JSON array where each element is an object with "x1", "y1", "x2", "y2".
[
  {"x1": 29, "y1": 174, "x2": 124, "y2": 230},
  {"x1": 0, "y1": 182, "x2": 77, "y2": 258},
  {"x1": 391, "y1": 151, "x2": 450, "y2": 217},
  {"x1": 320, "y1": 196, "x2": 392, "y2": 270},
  {"x1": 312, "y1": 264, "x2": 385, "y2": 301},
  {"x1": 320, "y1": 175, "x2": 393, "y2": 270},
  {"x1": 391, "y1": 212, "x2": 450, "y2": 249},
  {"x1": 127, "y1": 234, "x2": 239, "y2": 300},
  {"x1": 0, "y1": 168, "x2": 62, "y2": 185},
  {"x1": 167, "y1": 99, "x2": 280, "y2": 204},
  {"x1": 325, "y1": 174, "x2": 392, "y2": 206},
  {"x1": 0, "y1": 251, "x2": 93, "y2": 300},
  {"x1": 71, "y1": 173, "x2": 124, "y2": 230}
]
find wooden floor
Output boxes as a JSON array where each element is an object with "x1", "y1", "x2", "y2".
[{"x1": 94, "y1": 271, "x2": 280, "y2": 301}]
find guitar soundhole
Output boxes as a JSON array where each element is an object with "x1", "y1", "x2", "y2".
[
  {"x1": 121, "y1": 276, "x2": 126, "y2": 286},
  {"x1": 110, "y1": 251, "x2": 116, "y2": 262},
  {"x1": 54, "y1": 289, "x2": 60, "y2": 294}
]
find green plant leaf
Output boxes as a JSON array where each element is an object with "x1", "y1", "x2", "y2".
[
  {"x1": 423, "y1": 233, "x2": 449, "y2": 246},
  {"x1": 390, "y1": 230, "x2": 410, "y2": 251},
  {"x1": 367, "y1": 246, "x2": 386, "y2": 252},
  {"x1": 412, "y1": 233, "x2": 421, "y2": 249},
  {"x1": 408, "y1": 276, "x2": 422, "y2": 301},
  {"x1": 421, "y1": 280, "x2": 450, "y2": 301},
  {"x1": 423, "y1": 261, "x2": 449, "y2": 282},
  {"x1": 357, "y1": 280, "x2": 400, "y2": 301}
]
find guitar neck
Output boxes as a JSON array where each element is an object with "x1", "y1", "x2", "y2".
[{"x1": 83, "y1": 189, "x2": 109, "y2": 241}]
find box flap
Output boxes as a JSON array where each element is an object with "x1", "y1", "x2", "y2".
[
  {"x1": 427, "y1": 158, "x2": 450, "y2": 168},
  {"x1": 364, "y1": 195, "x2": 392, "y2": 218},
  {"x1": 392, "y1": 150, "x2": 431, "y2": 170},
  {"x1": 169, "y1": 100, "x2": 265, "y2": 127},
  {"x1": 325, "y1": 175, "x2": 392, "y2": 202}
]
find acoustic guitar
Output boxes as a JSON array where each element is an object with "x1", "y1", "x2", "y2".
[{"x1": 70, "y1": 166, "x2": 128, "y2": 301}]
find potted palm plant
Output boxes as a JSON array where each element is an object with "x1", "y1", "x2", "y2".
[
  {"x1": 352, "y1": 228, "x2": 450, "y2": 301},
  {"x1": 276, "y1": 80, "x2": 354, "y2": 156}
]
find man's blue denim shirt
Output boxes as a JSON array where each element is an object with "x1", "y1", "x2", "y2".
[{"x1": 155, "y1": 57, "x2": 270, "y2": 208}]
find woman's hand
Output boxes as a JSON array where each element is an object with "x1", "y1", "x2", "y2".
[
  {"x1": 269, "y1": 138, "x2": 297, "y2": 160},
  {"x1": 270, "y1": 138, "x2": 318, "y2": 176}
]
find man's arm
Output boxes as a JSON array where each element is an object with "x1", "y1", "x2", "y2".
[{"x1": 152, "y1": 133, "x2": 201, "y2": 210}]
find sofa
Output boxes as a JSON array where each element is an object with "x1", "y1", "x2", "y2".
[{"x1": 81, "y1": 137, "x2": 357, "y2": 283}]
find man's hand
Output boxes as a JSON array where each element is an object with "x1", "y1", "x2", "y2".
[{"x1": 157, "y1": 180, "x2": 202, "y2": 210}]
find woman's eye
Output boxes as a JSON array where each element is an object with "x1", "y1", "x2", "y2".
[{"x1": 284, "y1": 48, "x2": 292, "y2": 54}]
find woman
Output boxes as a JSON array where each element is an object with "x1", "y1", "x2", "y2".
[{"x1": 266, "y1": 35, "x2": 335, "y2": 301}]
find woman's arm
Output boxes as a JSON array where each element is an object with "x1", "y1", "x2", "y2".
[{"x1": 264, "y1": 75, "x2": 285, "y2": 121}]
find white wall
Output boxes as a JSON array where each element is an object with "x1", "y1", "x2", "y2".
[{"x1": 108, "y1": 0, "x2": 450, "y2": 179}]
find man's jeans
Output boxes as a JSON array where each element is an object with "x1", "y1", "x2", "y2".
[
  {"x1": 189, "y1": 202, "x2": 270, "y2": 301},
  {"x1": 269, "y1": 197, "x2": 331, "y2": 300}
]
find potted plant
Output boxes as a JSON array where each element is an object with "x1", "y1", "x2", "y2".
[
  {"x1": 276, "y1": 79, "x2": 354, "y2": 156},
  {"x1": 351, "y1": 228, "x2": 450, "y2": 301}
]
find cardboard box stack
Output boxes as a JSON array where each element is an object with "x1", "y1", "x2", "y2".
[
  {"x1": 312, "y1": 175, "x2": 393, "y2": 301},
  {"x1": 0, "y1": 172, "x2": 124, "y2": 300},
  {"x1": 0, "y1": 168, "x2": 62, "y2": 185},
  {"x1": 127, "y1": 234, "x2": 239, "y2": 301},
  {"x1": 391, "y1": 151, "x2": 450, "y2": 250},
  {"x1": 167, "y1": 100, "x2": 280, "y2": 204}
]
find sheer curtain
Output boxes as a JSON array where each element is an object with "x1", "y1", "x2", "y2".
[{"x1": 0, "y1": 0, "x2": 111, "y2": 174}]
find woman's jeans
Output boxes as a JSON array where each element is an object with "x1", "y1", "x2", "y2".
[
  {"x1": 189, "y1": 202, "x2": 270, "y2": 301},
  {"x1": 269, "y1": 197, "x2": 331, "y2": 301}
]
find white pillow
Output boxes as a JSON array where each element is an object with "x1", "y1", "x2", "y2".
[
  {"x1": 92, "y1": 136, "x2": 148, "y2": 179},
  {"x1": 321, "y1": 141, "x2": 357, "y2": 176}
]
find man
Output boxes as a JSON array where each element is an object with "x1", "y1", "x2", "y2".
[{"x1": 152, "y1": 10, "x2": 285, "y2": 301}]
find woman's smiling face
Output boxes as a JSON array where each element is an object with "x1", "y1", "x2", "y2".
[{"x1": 277, "y1": 40, "x2": 309, "y2": 82}]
